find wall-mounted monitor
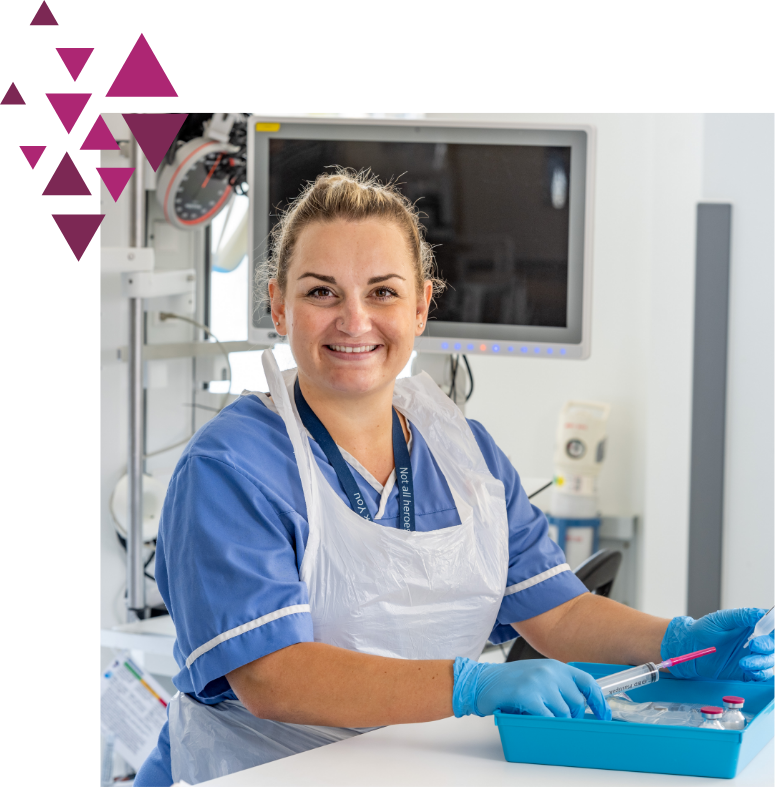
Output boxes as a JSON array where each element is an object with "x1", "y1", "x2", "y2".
[{"x1": 248, "y1": 117, "x2": 595, "y2": 359}]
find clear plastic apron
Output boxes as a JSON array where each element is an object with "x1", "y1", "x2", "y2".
[{"x1": 169, "y1": 349, "x2": 509, "y2": 783}]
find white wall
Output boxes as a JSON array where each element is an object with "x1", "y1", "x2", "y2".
[
  {"x1": 702, "y1": 115, "x2": 774, "y2": 610},
  {"x1": 101, "y1": 113, "x2": 772, "y2": 629},
  {"x1": 428, "y1": 114, "x2": 705, "y2": 616}
]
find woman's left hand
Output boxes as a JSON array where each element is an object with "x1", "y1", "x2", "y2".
[{"x1": 662, "y1": 608, "x2": 774, "y2": 681}]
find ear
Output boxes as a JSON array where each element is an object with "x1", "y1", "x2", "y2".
[
  {"x1": 416, "y1": 280, "x2": 433, "y2": 334},
  {"x1": 268, "y1": 279, "x2": 286, "y2": 335}
]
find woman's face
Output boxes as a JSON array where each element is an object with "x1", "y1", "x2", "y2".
[{"x1": 269, "y1": 218, "x2": 432, "y2": 399}]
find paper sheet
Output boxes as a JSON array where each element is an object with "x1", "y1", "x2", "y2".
[{"x1": 101, "y1": 651, "x2": 171, "y2": 771}]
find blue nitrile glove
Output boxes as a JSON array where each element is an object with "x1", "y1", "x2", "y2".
[
  {"x1": 662, "y1": 608, "x2": 775, "y2": 682},
  {"x1": 452, "y1": 657, "x2": 611, "y2": 720}
]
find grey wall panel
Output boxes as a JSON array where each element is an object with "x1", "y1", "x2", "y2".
[{"x1": 687, "y1": 203, "x2": 732, "y2": 618}]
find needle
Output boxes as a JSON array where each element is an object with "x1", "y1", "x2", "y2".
[
  {"x1": 201, "y1": 152, "x2": 223, "y2": 189},
  {"x1": 657, "y1": 646, "x2": 716, "y2": 670}
]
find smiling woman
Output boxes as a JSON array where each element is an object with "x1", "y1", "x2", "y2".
[
  {"x1": 135, "y1": 170, "x2": 773, "y2": 787},
  {"x1": 263, "y1": 170, "x2": 445, "y2": 483}
]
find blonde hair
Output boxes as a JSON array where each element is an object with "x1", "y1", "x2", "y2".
[{"x1": 256, "y1": 168, "x2": 445, "y2": 305}]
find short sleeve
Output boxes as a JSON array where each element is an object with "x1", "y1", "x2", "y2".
[
  {"x1": 467, "y1": 420, "x2": 588, "y2": 645},
  {"x1": 155, "y1": 455, "x2": 314, "y2": 700}
]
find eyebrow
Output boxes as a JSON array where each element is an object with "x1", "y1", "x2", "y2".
[
  {"x1": 298, "y1": 272, "x2": 336, "y2": 284},
  {"x1": 297, "y1": 273, "x2": 406, "y2": 284}
]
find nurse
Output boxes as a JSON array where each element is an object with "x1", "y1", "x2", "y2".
[{"x1": 136, "y1": 170, "x2": 774, "y2": 786}]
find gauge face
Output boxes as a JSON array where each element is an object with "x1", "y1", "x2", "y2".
[
  {"x1": 157, "y1": 138, "x2": 237, "y2": 230},
  {"x1": 174, "y1": 154, "x2": 231, "y2": 223}
]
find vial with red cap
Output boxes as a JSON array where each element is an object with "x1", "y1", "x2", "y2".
[
  {"x1": 699, "y1": 706, "x2": 725, "y2": 729},
  {"x1": 720, "y1": 696, "x2": 746, "y2": 730}
]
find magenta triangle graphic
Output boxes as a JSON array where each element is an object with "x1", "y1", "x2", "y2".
[
  {"x1": 97, "y1": 167, "x2": 135, "y2": 201},
  {"x1": 2, "y1": 83, "x2": 25, "y2": 105},
  {"x1": 43, "y1": 152, "x2": 91, "y2": 196},
  {"x1": 52, "y1": 214, "x2": 105, "y2": 260},
  {"x1": 81, "y1": 115, "x2": 120, "y2": 151},
  {"x1": 47, "y1": 93, "x2": 91, "y2": 133},
  {"x1": 122, "y1": 113, "x2": 188, "y2": 171},
  {"x1": 57, "y1": 48, "x2": 93, "y2": 81},
  {"x1": 20, "y1": 146, "x2": 46, "y2": 169},
  {"x1": 107, "y1": 34, "x2": 177, "y2": 98},
  {"x1": 31, "y1": 2, "x2": 57, "y2": 25}
]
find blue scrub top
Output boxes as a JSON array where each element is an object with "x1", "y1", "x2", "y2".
[{"x1": 154, "y1": 389, "x2": 587, "y2": 704}]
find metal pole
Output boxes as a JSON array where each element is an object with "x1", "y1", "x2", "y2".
[{"x1": 127, "y1": 137, "x2": 146, "y2": 621}]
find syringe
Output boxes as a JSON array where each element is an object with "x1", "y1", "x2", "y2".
[
  {"x1": 744, "y1": 606, "x2": 774, "y2": 648},
  {"x1": 595, "y1": 647, "x2": 717, "y2": 697}
]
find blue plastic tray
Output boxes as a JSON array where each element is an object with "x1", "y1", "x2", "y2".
[{"x1": 494, "y1": 662, "x2": 774, "y2": 778}]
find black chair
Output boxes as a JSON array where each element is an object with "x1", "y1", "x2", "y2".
[{"x1": 505, "y1": 549, "x2": 623, "y2": 663}]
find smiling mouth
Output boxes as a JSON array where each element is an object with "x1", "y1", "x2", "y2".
[{"x1": 326, "y1": 344, "x2": 379, "y2": 354}]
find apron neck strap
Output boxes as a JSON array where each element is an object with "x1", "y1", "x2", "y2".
[{"x1": 293, "y1": 378, "x2": 415, "y2": 531}]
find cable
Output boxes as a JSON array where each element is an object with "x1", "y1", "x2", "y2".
[
  {"x1": 448, "y1": 354, "x2": 459, "y2": 398},
  {"x1": 142, "y1": 313, "x2": 233, "y2": 460},
  {"x1": 528, "y1": 480, "x2": 554, "y2": 500},
  {"x1": 462, "y1": 355, "x2": 474, "y2": 401},
  {"x1": 160, "y1": 114, "x2": 250, "y2": 197},
  {"x1": 447, "y1": 354, "x2": 474, "y2": 403}
]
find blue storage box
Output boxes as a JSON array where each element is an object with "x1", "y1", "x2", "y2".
[{"x1": 494, "y1": 662, "x2": 774, "y2": 778}]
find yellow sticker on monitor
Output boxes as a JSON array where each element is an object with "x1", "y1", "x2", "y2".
[{"x1": 255, "y1": 123, "x2": 281, "y2": 132}]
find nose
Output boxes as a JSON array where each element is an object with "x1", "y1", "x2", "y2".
[{"x1": 336, "y1": 297, "x2": 372, "y2": 337}]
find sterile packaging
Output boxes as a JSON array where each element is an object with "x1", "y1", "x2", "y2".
[{"x1": 585, "y1": 695, "x2": 754, "y2": 728}]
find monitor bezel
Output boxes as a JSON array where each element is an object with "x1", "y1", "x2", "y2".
[{"x1": 247, "y1": 116, "x2": 595, "y2": 359}]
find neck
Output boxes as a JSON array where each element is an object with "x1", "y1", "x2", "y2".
[{"x1": 296, "y1": 372, "x2": 407, "y2": 485}]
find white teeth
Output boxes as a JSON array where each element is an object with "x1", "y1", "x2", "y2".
[{"x1": 329, "y1": 345, "x2": 377, "y2": 354}]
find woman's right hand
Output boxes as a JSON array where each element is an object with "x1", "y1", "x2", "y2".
[{"x1": 452, "y1": 656, "x2": 611, "y2": 720}]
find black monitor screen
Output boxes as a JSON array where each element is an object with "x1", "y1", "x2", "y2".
[{"x1": 269, "y1": 139, "x2": 571, "y2": 327}]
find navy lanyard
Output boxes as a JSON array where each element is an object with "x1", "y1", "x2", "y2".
[{"x1": 293, "y1": 378, "x2": 415, "y2": 531}]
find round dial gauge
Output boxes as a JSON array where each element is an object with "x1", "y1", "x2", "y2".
[{"x1": 156, "y1": 137, "x2": 239, "y2": 230}]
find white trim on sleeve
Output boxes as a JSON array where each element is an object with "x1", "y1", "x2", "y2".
[
  {"x1": 503, "y1": 564, "x2": 571, "y2": 597},
  {"x1": 185, "y1": 604, "x2": 311, "y2": 669}
]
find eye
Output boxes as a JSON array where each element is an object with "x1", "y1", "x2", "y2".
[
  {"x1": 372, "y1": 286, "x2": 399, "y2": 301},
  {"x1": 306, "y1": 286, "x2": 335, "y2": 299}
]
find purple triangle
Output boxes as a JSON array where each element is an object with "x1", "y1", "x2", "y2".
[
  {"x1": 20, "y1": 146, "x2": 46, "y2": 169},
  {"x1": 2, "y1": 83, "x2": 24, "y2": 105},
  {"x1": 52, "y1": 214, "x2": 104, "y2": 260},
  {"x1": 81, "y1": 115, "x2": 120, "y2": 151},
  {"x1": 47, "y1": 93, "x2": 91, "y2": 133},
  {"x1": 122, "y1": 113, "x2": 188, "y2": 172},
  {"x1": 57, "y1": 48, "x2": 93, "y2": 81},
  {"x1": 107, "y1": 34, "x2": 177, "y2": 98},
  {"x1": 31, "y1": 2, "x2": 57, "y2": 25},
  {"x1": 97, "y1": 167, "x2": 135, "y2": 201},
  {"x1": 43, "y1": 152, "x2": 91, "y2": 196}
]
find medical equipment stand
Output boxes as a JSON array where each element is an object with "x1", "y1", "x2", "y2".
[{"x1": 127, "y1": 136, "x2": 146, "y2": 621}]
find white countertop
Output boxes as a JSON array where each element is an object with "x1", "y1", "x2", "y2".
[
  {"x1": 202, "y1": 713, "x2": 774, "y2": 786},
  {"x1": 101, "y1": 615, "x2": 178, "y2": 676},
  {"x1": 101, "y1": 614, "x2": 176, "y2": 654}
]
